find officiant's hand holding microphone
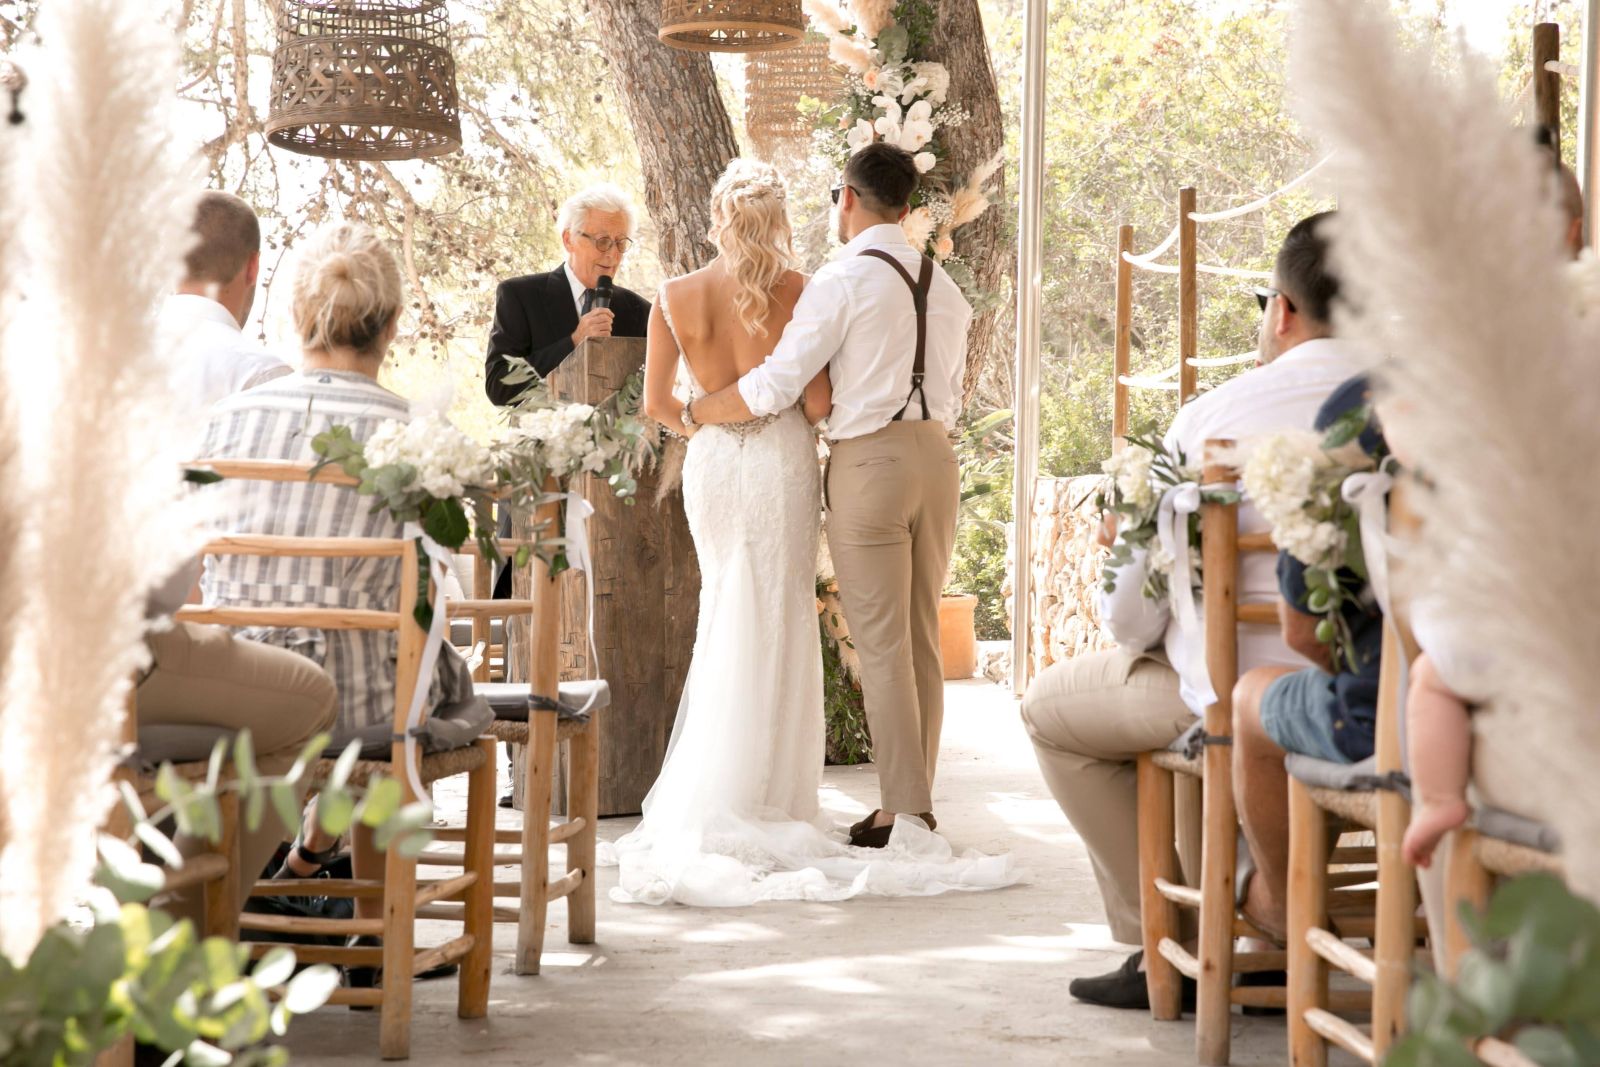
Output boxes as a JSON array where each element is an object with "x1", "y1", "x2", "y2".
[{"x1": 572, "y1": 274, "x2": 616, "y2": 347}]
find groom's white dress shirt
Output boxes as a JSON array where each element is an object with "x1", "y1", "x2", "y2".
[
  {"x1": 737, "y1": 223, "x2": 972, "y2": 441},
  {"x1": 1099, "y1": 336, "x2": 1375, "y2": 716}
]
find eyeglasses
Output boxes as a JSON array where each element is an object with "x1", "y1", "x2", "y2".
[
  {"x1": 830, "y1": 183, "x2": 859, "y2": 206},
  {"x1": 578, "y1": 231, "x2": 633, "y2": 254},
  {"x1": 1253, "y1": 286, "x2": 1295, "y2": 313}
]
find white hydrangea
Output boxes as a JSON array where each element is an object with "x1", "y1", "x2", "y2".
[
  {"x1": 365, "y1": 414, "x2": 493, "y2": 499},
  {"x1": 1241, "y1": 432, "x2": 1344, "y2": 567},
  {"x1": 499, "y1": 402, "x2": 601, "y2": 480},
  {"x1": 900, "y1": 61, "x2": 950, "y2": 106},
  {"x1": 1102, "y1": 444, "x2": 1157, "y2": 520}
]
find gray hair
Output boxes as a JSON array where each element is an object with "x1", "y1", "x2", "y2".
[{"x1": 556, "y1": 183, "x2": 636, "y2": 239}]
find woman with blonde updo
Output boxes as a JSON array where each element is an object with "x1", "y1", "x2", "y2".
[{"x1": 194, "y1": 222, "x2": 489, "y2": 932}]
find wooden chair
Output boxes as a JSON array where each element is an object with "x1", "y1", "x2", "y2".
[
  {"x1": 115, "y1": 684, "x2": 242, "y2": 941},
  {"x1": 1285, "y1": 480, "x2": 1425, "y2": 1065},
  {"x1": 179, "y1": 458, "x2": 497, "y2": 1061},
  {"x1": 1137, "y1": 439, "x2": 1376, "y2": 1065},
  {"x1": 425, "y1": 484, "x2": 604, "y2": 976}
]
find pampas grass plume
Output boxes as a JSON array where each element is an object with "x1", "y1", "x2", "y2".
[
  {"x1": 0, "y1": 0, "x2": 201, "y2": 960},
  {"x1": 848, "y1": 0, "x2": 896, "y2": 40},
  {"x1": 802, "y1": 0, "x2": 851, "y2": 38},
  {"x1": 1291, "y1": 0, "x2": 1600, "y2": 898}
]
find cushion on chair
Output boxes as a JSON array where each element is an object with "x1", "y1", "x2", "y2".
[
  {"x1": 1474, "y1": 805, "x2": 1561, "y2": 854},
  {"x1": 1285, "y1": 753, "x2": 1382, "y2": 792},
  {"x1": 477, "y1": 680, "x2": 611, "y2": 721},
  {"x1": 449, "y1": 618, "x2": 505, "y2": 647},
  {"x1": 135, "y1": 725, "x2": 236, "y2": 769}
]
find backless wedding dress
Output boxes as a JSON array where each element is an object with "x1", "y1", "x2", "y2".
[{"x1": 598, "y1": 290, "x2": 1017, "y2": 906}]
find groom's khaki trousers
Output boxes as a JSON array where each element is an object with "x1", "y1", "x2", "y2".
[{"x1": 826, "y1": 420, "x2": 959, "y2": 816}]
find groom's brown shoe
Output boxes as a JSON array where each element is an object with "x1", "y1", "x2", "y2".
[{"x1": 849, "y1": 811, "x2": 936, "y2": 849}]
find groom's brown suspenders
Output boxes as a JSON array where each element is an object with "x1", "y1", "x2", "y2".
[{"x1": 858, "y1": 249, "x2": 934, "y2": 422}]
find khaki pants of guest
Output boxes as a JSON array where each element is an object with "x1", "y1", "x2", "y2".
[
  {"x1": 1020, "y1": 646, "x2": 1201, "y2": 945},
  {"x1": 827, "y1": 421, "x2": 959, "y2": 816},
  {"x1": 138, "y1": 622, "x2": 339, "y2": 928}
]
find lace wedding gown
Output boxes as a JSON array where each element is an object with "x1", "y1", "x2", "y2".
[{"x1": 599, "y1": 295, "x2": 1017, "y2": 907}]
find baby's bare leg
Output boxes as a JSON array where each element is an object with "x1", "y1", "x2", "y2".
[{"x1": 1402, "y1": 653, "x2": 1472, "y2": 868}]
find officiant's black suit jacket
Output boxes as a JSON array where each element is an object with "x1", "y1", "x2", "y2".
[{"x1": 483, "y1": 265, "x2": 651, "y2": 407}]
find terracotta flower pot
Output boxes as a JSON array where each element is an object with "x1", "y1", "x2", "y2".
[{"x1": 938, "y1": 593, "x2": 979, "y2": 680}]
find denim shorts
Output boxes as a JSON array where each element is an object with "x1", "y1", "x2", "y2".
[{"x1": 1259, "y1": 667, "x2": 1350, "y2": 764}]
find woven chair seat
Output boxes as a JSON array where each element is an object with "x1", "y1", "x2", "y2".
[
  {"x1": 485, "y1": 718, "x2": 590, "y2": 745},
  {"x1": 1304, "y1": 786, "x2": 1377, "y2": 828},
  {"x1": 1150, "y1": 749, "x2": 1202, "y2": 777},
  {"x1": 309, "y1": 742, "x2": 488, "y2": 788},
  {"x1": 1285, "y1": 753, "x2": 1387, "y2": 793}
]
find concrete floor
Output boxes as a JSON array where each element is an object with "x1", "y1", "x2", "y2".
[{"x1": 283, "y1": 680, "x2": 1345, "y2": 1065}]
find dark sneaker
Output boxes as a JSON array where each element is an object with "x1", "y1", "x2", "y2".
[{"x1": 1069, "y1": 950, "x2": 1197, "y2": 1011}]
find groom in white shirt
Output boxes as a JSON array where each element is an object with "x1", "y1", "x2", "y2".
[{"x1": 687, "y1": 143, "x2": 972, "y2": 847}]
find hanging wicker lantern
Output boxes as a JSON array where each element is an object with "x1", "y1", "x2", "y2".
[
  {"x1": 659, "y1": 0, "x2": 804, "y2": 53},
  {"x1": 744, "y1": 34, "x2": 842, "y2": 159},
  {"x1": 265, "y1": 0, "x2": 462, "y2": 161}
]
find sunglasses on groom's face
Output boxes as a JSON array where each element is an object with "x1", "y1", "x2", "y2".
[{"x1": 830, "y1": 183, "x2": 860, "y2": 206}]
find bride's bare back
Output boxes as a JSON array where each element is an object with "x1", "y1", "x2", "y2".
[{"x1": 644, "y1": 261, "x2": 830, "y2": 428}]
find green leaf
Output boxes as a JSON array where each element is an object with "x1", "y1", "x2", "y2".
[
  {"x1": 357, "y1": 777, "x2": 402, "y2": 828},
  {"x1": 1513, "y1": 1026, "x2": 1583, "y2": 1067},
  {"x1": 183, "y1": 467, "x2": 224, "y2": 485},
  {"x1": 233, "y1": 732, "x2": 258, "y2": 792},
  {"x1": 283, "y1": 966, "x2": 340, "y2": 1014},
  {"x1": 97, "y1": 834, "x2": 165, "y2": 903},
  {"x1": 250, "y1": 947, "x2": 296, "y2": 990},
  {"x1": 182, "y1": 1040, "x2": 233, "y2": 1067},
  {"x1": 268, "y1": 783, "x2": 302, "y2": 840},
  {"x1": 316, "y1": 788, "x2": 356, "y2": 837},
  {"x1": 286, "y1": 734, "x2": 331, "y2": 784},
  {"x1": 134, "y1": 821, "x2": 186, "y2": 869},
  {"x1": 422, "y1": 496, "x2": 470, "y2": 550},
  {"x1": 329, "y1": 740, "x2": 362, "y2": 790}
]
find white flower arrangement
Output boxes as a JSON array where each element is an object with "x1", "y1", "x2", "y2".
[
  {"x1": 1238, "y1": 406, "x2": 1389, "y2": 669},
  {"x1": 364, "y1": 413, "x2": 495, "y2": 501},
  {"x1": 1095, "y1": 432, "x2": 1232, "y2": 602}
]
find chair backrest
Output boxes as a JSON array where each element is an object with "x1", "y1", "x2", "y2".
[
  {"x1": 175, "y1": 459, "x2": 428, "y2": 779},
  {"x1": 1199, "y1": 437, "x2": 1283, "y2": 742}
]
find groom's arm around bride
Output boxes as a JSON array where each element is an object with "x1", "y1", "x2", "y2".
[{"x1": 690, "y1": 143, "x2": 973, "y2": 848}]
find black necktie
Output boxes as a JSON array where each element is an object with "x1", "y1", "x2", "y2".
[{"x1": 580, "y1": 288, "x2": 595, "y2": 315}]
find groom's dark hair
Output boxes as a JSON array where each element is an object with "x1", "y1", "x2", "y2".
[{"x1": 844, "y1": 143, "x2": 919, "y2": 214}]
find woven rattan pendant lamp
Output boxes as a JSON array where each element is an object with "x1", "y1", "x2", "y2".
[
  {"x1": 265, "y1": 0, "x2": 462, "y2": 160},
  {"x1": 744, "y1": 34, "x2": 841, "y2": 159},
  {"x1": 659, "y1": 0, "x2": 804, "y2": 53}
]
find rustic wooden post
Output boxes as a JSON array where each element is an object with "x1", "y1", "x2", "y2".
[
  {"x1": 1113, "y1": 224, "x2": 1133, "y2": 452},
  {"x1": 1178, "y1": 187, "x2": 1199, "y2": 406},
  {"x1": 545, "y1": 336, "x2": 699, "y2": 816},
  {"x1": 1535, "y1": 22, "x2": 1562, "y2": 159}
]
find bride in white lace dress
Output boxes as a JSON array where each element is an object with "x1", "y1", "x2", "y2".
[{"x1": 600, "y1": 160, "x2": 1015, "y2": 906}]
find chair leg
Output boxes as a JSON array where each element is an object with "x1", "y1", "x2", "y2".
[
  {"x1": 202, "y1": 791, "x2": 241, "y2": 942},
  {"x1": 1287, "y1": 779, "x2": 1329, "y2": 1067},
  {"x1": 1137, "y1": 754, "x2": 1182, "y2": 1020},
  {"x1": 567, "y1": 720, "x2": 599, "y2": 945},
  {"x1": 1196, "y1": 739, "x2": 1238, "y2": 1066},
  {"x1": 1372, "y1": 787, "x2": 1417, "y2": 1057},
  {"x1": 515, "y1": 712, "x2": 558, "y2": 975},
  {"x1": 458, "y1": 738, "x2": 496, "y2": 1019},
  {"x1": 1442, "y1": 827, "x2": 1491, "y2": 978},
  {"x1": 379, "y1": 839, "x2": 417, "y2": 1060}
]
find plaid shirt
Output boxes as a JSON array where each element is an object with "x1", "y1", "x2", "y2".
[{"x1": 197, "y1": 370, "x2": 459, "y2": 742}]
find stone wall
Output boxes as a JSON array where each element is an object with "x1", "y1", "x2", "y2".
[{"x1": 1023, "y1": 474, "x2": 1113, "y2": 675}]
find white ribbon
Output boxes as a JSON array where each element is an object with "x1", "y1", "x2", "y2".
[
  {"x1": 559, "y1": 492, "x2": 604, "y2": 716},
  {"x1": 1341, "y1": 467, "x2": 1395, "y2": 617},
  {"x1": 1157, "y1": 481, "x2": 1216, "y2": 707},
  {"x1": 399, "y1": 522, "x2": 457, "y2": 811}
]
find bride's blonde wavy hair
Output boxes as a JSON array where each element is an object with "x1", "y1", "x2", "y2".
[{"x1": 709, "y1": 160, "x2": 795, "y2": 338}]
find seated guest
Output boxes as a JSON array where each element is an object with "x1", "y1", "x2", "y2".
[
  {"x1": 140, "y1": 559, "x2": 339, "y2": 930},
  {"x1": 1231, "y1": 375, "x2": 1385, "y2": 940},
  {"x1": 1020, "y1": 213, "x2": 1369, "y2": 1008},
  {"x1": 483, "y1": 182, "x2": 651, "y2": 405},
  {"x1": 197, "y1": 220, "x2": 491, "y2": 920},
  {"x1": 161, "y1": 190, "x2": 291, "y2": 415}
]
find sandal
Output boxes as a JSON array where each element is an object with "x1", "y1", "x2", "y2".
[{"x1": 272, "y1": 836, "x2": 344, "y2": 880}]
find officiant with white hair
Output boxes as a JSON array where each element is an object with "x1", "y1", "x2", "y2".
[{"x1": 483, "y1": 181, "x2": 652, "y2": 406}]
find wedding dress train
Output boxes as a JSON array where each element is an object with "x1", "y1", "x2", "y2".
[{"x1": 598, "y1": 301, "x2": 1017, "y2": 906}]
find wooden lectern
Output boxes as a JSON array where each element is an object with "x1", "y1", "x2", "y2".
[{"x1": 512, "y1": 337, "x2": 699, "y2": 816}]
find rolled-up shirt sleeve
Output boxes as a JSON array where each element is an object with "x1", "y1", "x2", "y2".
[
  {"x1": 1096, "y1": 541, "x2": 1170, "y2": 653},
  {"x1": 737, "y1": 268, "x2": 852, "y2": 416}
]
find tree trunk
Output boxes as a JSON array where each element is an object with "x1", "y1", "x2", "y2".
[
  {"x1": 922, "y1": 0, "x2": 1006, "y2": 408},
  {"x1": 584, "y1": 0, "x2": 740, "y2": 275}
]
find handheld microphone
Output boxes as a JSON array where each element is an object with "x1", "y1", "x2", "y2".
[{"x1": 593, "y1": 275, "x2": 614, "y2": 311}]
